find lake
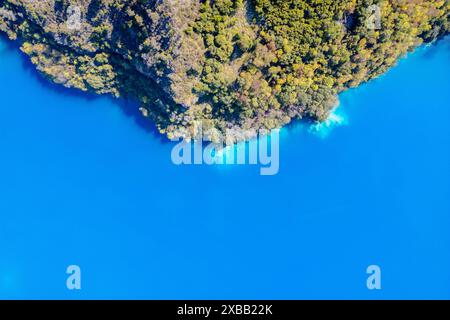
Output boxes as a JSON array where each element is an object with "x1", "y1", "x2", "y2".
[{"x1": 0, "y1": 35, "x2": 449, "y2": 299}]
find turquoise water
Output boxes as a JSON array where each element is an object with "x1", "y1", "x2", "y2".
[{"x1": 0, "y1": 35, "x2": 449, "y2": 299}]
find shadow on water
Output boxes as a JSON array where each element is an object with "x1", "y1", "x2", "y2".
[
  {"x1": 422, "y1": 35, "x2": 450, "y2": 60},
  {"x1": 0, "y1": 33, "x2": 170, "y2": 145}
]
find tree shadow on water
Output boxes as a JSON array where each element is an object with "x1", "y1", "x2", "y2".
[
  {"x1": 0, "y1": 33, "x2": 170, "y2": 145},
  {"x1": 422, "y1": 35, "x2": 450, "y2": 60}
]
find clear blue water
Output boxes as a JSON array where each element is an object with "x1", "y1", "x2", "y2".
[{"x1": 0, "y1": 35, "x2": 449, "y2": 300}]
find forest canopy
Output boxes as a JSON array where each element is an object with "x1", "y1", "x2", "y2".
[{"x1": 0, "y1": 0, "x2": 449, "y2": 141}]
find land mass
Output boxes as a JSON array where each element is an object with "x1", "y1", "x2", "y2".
[{"x1": 0, "y1": 0, "x2": 448, "y2": 142}]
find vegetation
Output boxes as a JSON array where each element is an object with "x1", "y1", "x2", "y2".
[{"x1": 0, "y1": 0, "x2": 449, "y2": 142}]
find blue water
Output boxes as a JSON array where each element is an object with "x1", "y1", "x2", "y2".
[{"x1": 0, "y1": 35, "x2": 449, "y2": 299}]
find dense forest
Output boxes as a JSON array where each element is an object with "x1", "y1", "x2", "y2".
[{"x1": 0, "y1": 0, "x2": 449, "y2": 142}]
